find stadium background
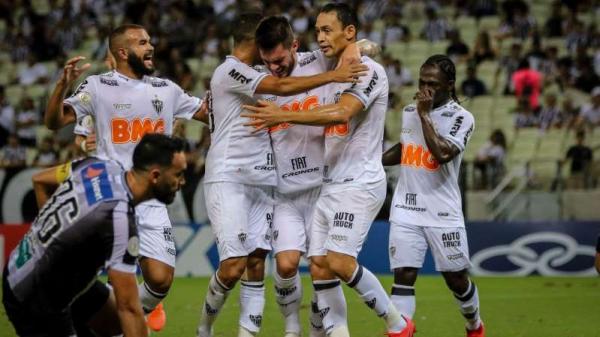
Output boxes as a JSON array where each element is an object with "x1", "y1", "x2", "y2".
[{"x1": 0, "y1": 0, "x2": 599, "y2": 336}]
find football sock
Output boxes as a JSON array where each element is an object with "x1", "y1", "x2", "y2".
[
  {"x1": 197, "y1": 272, "x2": 231, "y2": 334},
  {"x1": 391, "y1": 283, "x2": 416, "y2": 319},
  {"x1": 453, "y1": 280, "x2": 481, "y2": 330},
  {"x1": 274, "y1": 271, "x2": 302, "y2": 334},
  {"x1": 309, "y1": 291, "x2": 326, "y2": 337},
  {"x1": 138, "y1": 282, "x2": 167, "y2": 314},
  {"x1": 239, "y1": 280, "x2": 265, "y2": 334},
  {"x1": 313, "y1": 279, "x2": 347, "y2": 336},
  {"x1": 346, "y1": 265, "x2": 403, "y2": 332}
]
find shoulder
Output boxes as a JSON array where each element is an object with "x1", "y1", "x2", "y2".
[
  {"x1": 362, "y1": 56, "x2": 386, "y2": 75},
  {"x1": 146, "y1": 76, "x2": 172, "y2": 88},
  {"x1": 297, "y1": 51, "x2": 319, "y2": 68}
]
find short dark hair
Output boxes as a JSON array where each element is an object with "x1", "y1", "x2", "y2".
[
  {"x1": 256, "y1": 16, "x2": 294, "y2": 50},
  {"x1": 132, "y1": 134, "x2": 185, "y2": 171},
  {"x1": 319, "y1": 2, "x2": 359, "y2": 31},
  {"x1": 422, "y1": 54, "x2": 459, "y2": 102},
  {"x1": 233, "y1": 12, "x2": 263, "y2": 44},
  {"x1": 109, "y1": 24, "x2": 146, "y2": 55}
]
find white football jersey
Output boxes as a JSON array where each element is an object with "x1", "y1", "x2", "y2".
[
  {"x1": 321, "y1": 56, "x2": 388, "y2": 192},
  {"x1": 204, "y1": 56, "x2": 276, "y2": 186},
  {"x1": 65, "y1": 70, "x2": 201, "y2": 170},
  {"x1": 390, "y1": 100, "x2": 475, "y2": 228},
  {"x1": 261, "y1": 51, "x2": 330, "y2": 194}
]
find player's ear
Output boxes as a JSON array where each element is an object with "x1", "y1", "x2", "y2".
[
  {"x1": 344, "y1": 24, "x2": 356, "y2": 41},
  {"x1": 149, "y1": 168, "x2": 161, "y2": 184}
]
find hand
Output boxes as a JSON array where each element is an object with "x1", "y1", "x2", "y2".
[
  {"x1": 61, "y1": 56, "x2": 91, "y2": 86},
  {"x1": 415, "y1": 88, "x2": 434, "y2": 116},
  {"x1": 337, "y1": 42, "x2": 361, "y2": 69},
  {"x1": 331, "y1": 63, "x2": 368, "y2": 83},
  {"x1": 85, "y1": 133, "x2": 97, "y2": 152},
  {"x1": 241, "y1": 100, "x2": 286, "y2": 132}
]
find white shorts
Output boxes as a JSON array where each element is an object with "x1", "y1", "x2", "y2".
[
  {"x1": 388, "y1": 222, "x2": 472, "y2": 272},
  {"x1": 204, "y1": 182, "x2": 273, "y2": 262},
  {"x1": 136, "y1": 202, "x2": 176, "y2": 267},
  {"x1": 308, "y1": 182, "x2": 385, "y2": 258},
  {"x1": 272, "y1": 186, "x2": 321, "y2": 255}
]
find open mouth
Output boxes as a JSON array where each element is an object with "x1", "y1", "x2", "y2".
[
  {"x1": 320, "y1": 45, "x2": 331, "y2": 53},
  {"x1": 143, "y1": 54, "x2": 153, "y2": 65}
]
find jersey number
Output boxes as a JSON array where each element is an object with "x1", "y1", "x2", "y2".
[{"x1": 36, "y1": 180, "x2": 80, "y2": 244}]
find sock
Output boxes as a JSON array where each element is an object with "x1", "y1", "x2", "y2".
[
  {"x1": 274, "y1": 272, "x2": 302, "y2": 334},
  {"x1": 328, "y1": 325, "x2": 350, "y2": 337},
  {"x1": 309, "y1": 292, "x2": 326, "y2": 337},
  {"x1": 313, "y1": 279, "x2": 347, "y2": 336},
  {"x1": 391, "y1": 283, "x2": 416, "y2": 319},
  {"x1": 453, "y1": 280, "x2": 481, "y2": 330},
  {"x1": 197, "y1": 273, "x2": 231, "y2": 335},
  {"x1": 347, "y1": 265, "x2": 403, "y2": 332},
  {"x1": 239, "y1": 280, "x2": 266, "y2": 334},
  {"x1": 138, "y1": 282, "x2": 167, "y2": 313}
]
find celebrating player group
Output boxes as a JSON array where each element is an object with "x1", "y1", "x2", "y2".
[{"x1": 2, "y1": 2, "x2": 484, "y2": 337}]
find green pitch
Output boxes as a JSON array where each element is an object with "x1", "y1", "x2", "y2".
[{"x1": 1, "y1": 276, "x2": 599, "y2": 337}]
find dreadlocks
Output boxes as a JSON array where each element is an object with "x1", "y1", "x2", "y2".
[{"x1": 422, "y1": 54, "x2": 459, "y2": 103}]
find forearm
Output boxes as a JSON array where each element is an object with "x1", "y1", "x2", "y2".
[
  {"x1": 419, "y1": 113, "x2": 456, "y2": 164},
  {"x1": 283, "y1": 103, "x2": 349, "y2": 126},
  {"x1": 45, "y1": 79, "x2": 70, "y2": 130},
  {"x1": 382, "y1": 143, "x2": 403, "y2": 166}
]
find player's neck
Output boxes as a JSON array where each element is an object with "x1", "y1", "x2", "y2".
[
  {"x1": 232, "y1": 43, "x2": 256, "y2": 66},
  {"x1": 116, "y1": 64, "x2": 144, "y2": 80},
  {"x1": 125, "y1": 171, "x2": 152, "y2": 205}
]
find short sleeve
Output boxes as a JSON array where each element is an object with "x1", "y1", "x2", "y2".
[
  {"x1": 444, "y1": 112, "x2": 475, "y2": 153},
  {"x1": 223, "y1": 62, "x2": 269, "y2": 97},
  {"x1": 342, "y1": 60, "x2": 387, "y2": 109},
  {"x1": 64, "y1": 77, "x2": 95, "y2": 124},
  {"x1": 105, "y1": 201, "x2": 138, "y2": 274},
  {"x1": 171, "y1": 81, "x2": 202, "y2": 120}
]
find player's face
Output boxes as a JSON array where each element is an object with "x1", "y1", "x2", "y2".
[
  {"x1": 126, "y1": 29, "x2": 154, "y2": 76},
  {"x1": 315, "y1": 11, "x2": 354, "y2": 58},
  {"x1": 259, "y1": 42, "x2": 298, "y2": 78},
  {"x1": 153, "y1": 152, "x2": 186, "y2": 205},
  {"x1": 418, "y1": 65, "x2": 453, "y2": 107}
]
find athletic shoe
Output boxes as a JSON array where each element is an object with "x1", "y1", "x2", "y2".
[
  {"x1": 385, "y1": 315, "x2": 416, "y2": 337},
  {"x1": 147, "y1": 302, "x2": 166, "y2": 332},
  {"x1": 466, "y1": 322, "x2": 485, "y2": 337}
]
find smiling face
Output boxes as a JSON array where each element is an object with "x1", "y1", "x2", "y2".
[
  {"x1": 259, "y1": 41, "x2": 298, "y2": 78},
  {"x1": 315, "y1": 11, "x2": 355, "y2": 58},
  {"x1": 124, "y1": 28, "x2": 155, "y2": 76}
]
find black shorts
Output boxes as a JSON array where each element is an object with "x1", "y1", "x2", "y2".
[{"x1": 2, "y1": 267, "x2": 109, "y2": 337}]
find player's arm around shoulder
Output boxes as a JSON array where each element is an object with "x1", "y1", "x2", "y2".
[{"x1": 108, "y1": 267, "x2": 148, "y2": 337}]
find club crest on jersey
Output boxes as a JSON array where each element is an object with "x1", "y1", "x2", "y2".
[
  {"x1": 152, "y1": 96, "x2": 163, "y2": 115},
  {"x1": 81, "y1": 163, "x2": 113, "y2": 206}
]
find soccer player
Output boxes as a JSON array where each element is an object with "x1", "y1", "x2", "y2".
[
  {"x1": 2, "y1": 134, "x2": 186, "y2": 337},
  {"x1": 242, "y1": 3, "x2": 405, "y2": 336},
  {"x1": 382, "y1": 55, "x2": 484, "y2": 337},
  {"x1": 196, "y1": 12, "x2": 368, "y2": 337},
  {"x1": 43, "y1": 24, "x2": 208, "y2": 331},
  {"x1": 595, "y1": 235, "x2": 600, "y2": 274}
]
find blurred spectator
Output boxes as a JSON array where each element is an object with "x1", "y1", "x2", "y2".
[
  {"x1": 358, "y1": 22, "x2": 383, "y2": 47},
  {"x1": 471, "y1": 30, "x2": 496, "y2": 65},
  {"x1": 514, "y1": 96, "x2": 538, "y2": 129},
  {"x1": 562, "y1": 95, "x2": 581, "y2": 129},
  {"x1": 384, "y1": 56, "x2": 413, "y2": 89},
  {"x1": 382, "y1": 14, "x2": 410, "y2": 45},
  {"x1": 17, "y1": 54, "x2": 49, "y2": 86},
  {"x1": 577, "y1": 87, "x2": 600, "y2": 129},
  {"x1": 538, "y1": 92, "x2": 564, "y2": 130},
  {"x1": 495, "y1": 42, "x2": 522, "y2": 94},
  {"x1": 474, "y1": 129, "x2": 507, "y2": 189},
  {"x1": 512, "y1": 58, "x2": 543, "y2": 112},
  {"x1": 0, "y1": 86, "x2": 15, "y2": 147},
  {"x1": 470, "y1": 0, "x2": 498, "y2": 23},
  {"x1": 0, "y1": 135, "x2": 26, "y2": 169},
  {"x1": 15, "y1": 97, "x2": 39, "y2": 147},
  {"x1": 445, "y1": 29, "x2": 470, "y2": 63},
  {"x1": 540, "y1": 46, "x2": 559, "y2": 85},
  {"x1": 32, "y1": 136, "x2": 59, "y2": 167},
  {"x1": 420, "y1": 7, "x2": 449, "y2": 42},
  {"x1": 573, "y1": 58, "x2": 600, "y2": 94},
  {"x1": 511, "y1": 3, "x2": 536, "y2": 40},
  {"x1": 564, "y1": 130, "x2": 593, "y2": 189},
  {"x1": 289, "y1": 5, "x2": 310, "y2": 34},
  {"x1": 565, "y1": 20, "x2": 589, "y2": 54},
  {"x1": 525, "y1": 32, "x2": 547, "y2": 72},
  {"x1": 461, "y1": 65, "x2": 487, "y2": 98},
  {"x1": 544, "y1": 1, "x2": 564, "y2": 37}
]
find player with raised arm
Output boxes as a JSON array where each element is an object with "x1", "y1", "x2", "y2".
[
  {"x1": 242, "y1": 3, "x2": 406, "y2": 337},
  {"x1": 382, "y1": 55, "x2": 483, "y2": 337},
  {"x1": 43, "y1": 24, "x2": 208, "y2": 331},
  {"x1": 3, "y1": 134, "x2": 186, "y2": 337},
  {"x1": 196, "y1": 12, "x2": 368, "y2": 337}
]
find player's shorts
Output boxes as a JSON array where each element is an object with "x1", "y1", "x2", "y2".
[
  {"x1": 308, "y1": 181, "x2": 385, "y2": 258},
  {"x1": 272, "y1": 186, "x2": 321, "y2": 255},
  {"x1": 136, "y1": 202, "x2": 176, "y2": 267},
  {"x1": 3, "y1": 266, "x2": 109, "y2": 337},
  {"x1": 388, "y1": 222, "x2": 472, "y2": 272},
  {"x1": 204, "y1": 182, "x2": 273, "y2": 262}
]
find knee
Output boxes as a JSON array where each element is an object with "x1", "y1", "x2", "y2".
[
  {"x1": 309, "y1": 256, "x2": 329, "y2": 279},
  {"x1": 393, "y1": 267, "x2": 419, "y2": 286},
  {"x1": 442, "y1": 270, "x2": 470, "y2": 293},
  {"x1": 144, "y1": 269, "x2": 174, "y2": 294},
  {"x1": 219, "y1": 258, "x2": 247, "y2": 285},
  {"x1": 325, "y1": 254, "x2": 355, "y2": 282},
  {"x1": 276, "y1": 258, "x2": 300, "y2": 278}
]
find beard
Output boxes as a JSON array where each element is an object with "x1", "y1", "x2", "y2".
[
  {"x1": 127, "y1": 53, "x2": 154, "y2": 77},
  {"x1": 153, "y1": 183, "x2": 177, "y2": 205}
]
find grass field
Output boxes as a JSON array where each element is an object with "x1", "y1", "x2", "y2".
[{"x1": 2, "y1": 276, "x2": 599, "y2": 337}]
